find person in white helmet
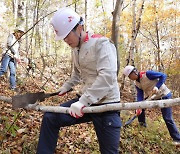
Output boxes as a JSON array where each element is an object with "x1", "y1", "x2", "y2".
[
  {"x1": 0, "y1": 29, "x2": 24, "y2": 91},
  {"x1": 37, "y1": 7, "x2": 121, "y2": 154},
  {"x1": 123, "y1": 65, "x2": 180, "y2": 145}
]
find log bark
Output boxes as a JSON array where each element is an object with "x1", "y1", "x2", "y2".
[
  {"x1": 0, "y1": 96, "x2": 179, "y2": 114},
  {"x1": 28, "y1": 98, "x2": 180, "y2": 113},
  {"x1": 111, "y1": 0, "x2": 123, "y2": 75},
  {"x1": 0, "y1": 96, "x2": 12, "y2": 103}
]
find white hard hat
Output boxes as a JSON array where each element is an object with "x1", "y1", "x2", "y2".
[
  {"x1": 123, "y1": 65, "x2": 135, "y2": 76},
  {"x1": 51, "y1": 7, "x2": 81, "y2": 40}
]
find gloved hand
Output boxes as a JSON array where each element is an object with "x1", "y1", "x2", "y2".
[
  {"x1": 15, "y1": 58, "x2": 21, "y2": 64},
  {"x1": 58, "y1": 87, "x2": 68, "y2": 96},
  {"x1": 69, "y1": 101, "x2": 85, "y2": 118},
  {"x1": 152, "y1": 87, "x2": 159, "y2": 94},
  {"x1": 135, "y1": 109, "x2": 142, "y2": 116}
]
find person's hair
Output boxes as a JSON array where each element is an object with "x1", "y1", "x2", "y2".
[
  {"x1": 13, "y1": 30, "x2": 23, "y2": 40},
  {"x1": 13, "y1": 32, "x2": 19, "y2": 39},
  {"x1": 132, "y1": 68, "x2": 137, "y2": 72},
  {"x1": 72, "y1": 17, "x2": 84, "y2": 31}
]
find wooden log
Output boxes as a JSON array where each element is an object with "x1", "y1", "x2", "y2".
[
  {"x1": 26, "y1": 98, "x2": 180, "y2": 113},
  {"x1": 0, "y1": 96, "x2": 180, "y2": 114}
]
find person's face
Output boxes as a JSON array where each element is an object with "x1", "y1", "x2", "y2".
[
  {"x1": 63, "y1": 25, "x2": 82, "y2": 48},
  {"x1": 128, "y1": 71, "x2": 138, "y2": 80},
  {"x1": 16, "y1": 32, "x2": 24, "y2": 39}
]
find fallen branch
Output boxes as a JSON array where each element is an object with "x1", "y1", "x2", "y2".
[
  {"x1": 21, "y1": 97, "x2": 180, "y2": 113},
  {"x1": 0, "y1": 96, "x2": 180, "y2": 113}
]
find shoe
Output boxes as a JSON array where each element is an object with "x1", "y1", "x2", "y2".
[
  {"x1": 173, "y1": 141, "x2": 180, "y2": 146},
  {"x1": 11, "y1": 88, "x2": 19, "y2": 92},
  {"x1": 139, "y1": 122, "x2": 147, "y2": 127}
]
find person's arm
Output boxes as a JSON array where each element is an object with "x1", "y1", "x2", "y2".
[
  {"x1": 136, "y1": 86, "x2": 144, "y2": 101},
  {"x1": 7, "y1": 34, "x2": 15, "y2": 54},
  {"x1": 7, "y1": 34, "x2": 20, "y2": 59},
  {"x1": 146, "y1": 70, "x2": 166, "y2": 88}
]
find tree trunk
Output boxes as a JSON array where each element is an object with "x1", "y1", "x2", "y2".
[
  {"x1": 12, "y1": 0, "x2": 19, "y2": 25},
  {"x1": 128, "y1": 0, "x2": 136, "y2": 66},
  {"x1": 111, "y1": 0, "x2": 123, "y2": 75},
  {"x1": 153, "y1": 0, "x2": 162, "y2": 72},
  {"x1": 16, "y1": 0, "x2": 25, "y2": 27},
  {"x1": 121, "y1": 0, "x2": 145, "y2": 90},
  {"x1": 155, "y1": 20, "x2": 161, "y2": 71},
  {"x1": 84, "y1": 0, "x2": 87, "y2": 31}
]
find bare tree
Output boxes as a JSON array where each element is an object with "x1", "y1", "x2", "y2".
[
  {"x1": 111, "y1": 0, "x2": 124, "y2": 75},
  {"x1": 84, "y1": 0, "x2": 87, "y2": 31},
  {"x1": 121, "y1": 0, "x2": 145, "y2": 91},
  {"x1": 153, "y1": 1, "x2": 161, "y2": 71},
  {"x1": 11, "y1": 0, "x2": 25, "y2": 27},
  {"x1": 127, "y1": 0, "x2": 145, "y2": 66}
]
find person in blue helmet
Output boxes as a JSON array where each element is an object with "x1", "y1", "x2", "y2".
[
  {"x1": 123, "y1": 65, "x2": 180, "y2": 146},
  {"x1": 36, "y1": 7, "x2": 121, "y2": 154}
]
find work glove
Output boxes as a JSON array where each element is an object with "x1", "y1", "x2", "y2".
[
  {"x1": 135, "y1": 109, "x2": 142, "y2": 116},
  {"x1": 15, "y1": 58, "x2": 21, "y2": 64},
  {"x1": 69, "y1": 101, "x2": 85, "y2": 118},
  {"x1": 152, "y1": 87, "x2": 159, "y2": 94},
  {"x1": 58, "y1": 87, "x2": 68, "y2": 96}
]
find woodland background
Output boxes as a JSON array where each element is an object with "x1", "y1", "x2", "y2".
[{"x1": 0, "y1": 0, "x2": 179, "y2": 153}]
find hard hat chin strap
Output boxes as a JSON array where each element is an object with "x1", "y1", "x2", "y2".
[
  {"x1": 72, "y1": 17, "x2": 84, "y2": 48},
  {"x1": 72, "y1": 28, "x2": 82, "y2": 48},
  {"x1": 129, "y1": 68, "x2": 138, "y2": 76},
  {"x1": 133, "y1": 68, "x2": 138, "y2": 76},
  {"x1": 78, "y1": 32, "x2": 81, "y2": 48}
]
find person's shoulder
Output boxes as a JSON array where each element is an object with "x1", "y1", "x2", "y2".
[
  {"x1": 146, "y1": 70, "x2": 163, "y2": 75},
  {"x1": 146, "y1": 70, "x2": 155, "y2": 76},
  {"x1": 146, "y1": 70, "x2": 153, "y2": 74},
  {"x1": 7, "y1": 33, "x2": 14, "y2": 39},
  {"x1": 91, "y1": 34, "x2": 110, "y2": 44},
  {"x1": 146, "y1": 70, "x2": 166, "y2": 78},
  {"x1": 88, "y1": 31, "x2": 105, "y2": 40},
  {"x1": 8, "y1": 33, "x2": 14, "y2": 37},
  {"x1": 91, "y1": 34, "x2": 103, "y2": 39}
]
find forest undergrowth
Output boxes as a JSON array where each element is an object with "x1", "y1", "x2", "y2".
[{"x1": 0, "y1": 67, "x2": 179, "y2": 154}]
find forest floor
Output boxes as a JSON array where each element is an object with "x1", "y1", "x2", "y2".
[{"x1": 0, "y1": 73, "x2": 180, "y2": 154}]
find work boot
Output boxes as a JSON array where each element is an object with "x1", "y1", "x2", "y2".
[
  {"x1": 139, "y1": 122, "x2": 147, "y2": 127},
  {"x1": 11, "y1": 87, "x2": 20, "y2": 93}
]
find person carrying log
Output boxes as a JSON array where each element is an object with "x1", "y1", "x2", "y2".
[
  {"x1": 36, "y1": 7, "x2": 121, "y2": 154},
  {"x1": 123, "y1": 65, "x2": 180, "y2": 145}
]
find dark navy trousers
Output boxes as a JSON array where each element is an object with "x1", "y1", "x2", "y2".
[
  {"x1": 138, "y1": 93, "x2": 180, "y2": 142},
  {"x1": 37, "y1": 98, "x2": 122, "y2": 154}
]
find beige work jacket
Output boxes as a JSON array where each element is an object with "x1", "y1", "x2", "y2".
[{"x1": 62, "y1": 33, "x2": 120, "y2": 106}]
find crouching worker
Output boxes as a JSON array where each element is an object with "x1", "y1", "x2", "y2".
[
  {"x1": 36, "y1": 7, "x2": 121, "y2": 154},
  {"x1": 123, "y1": 65, "x2": 180, "y2": 145}
]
